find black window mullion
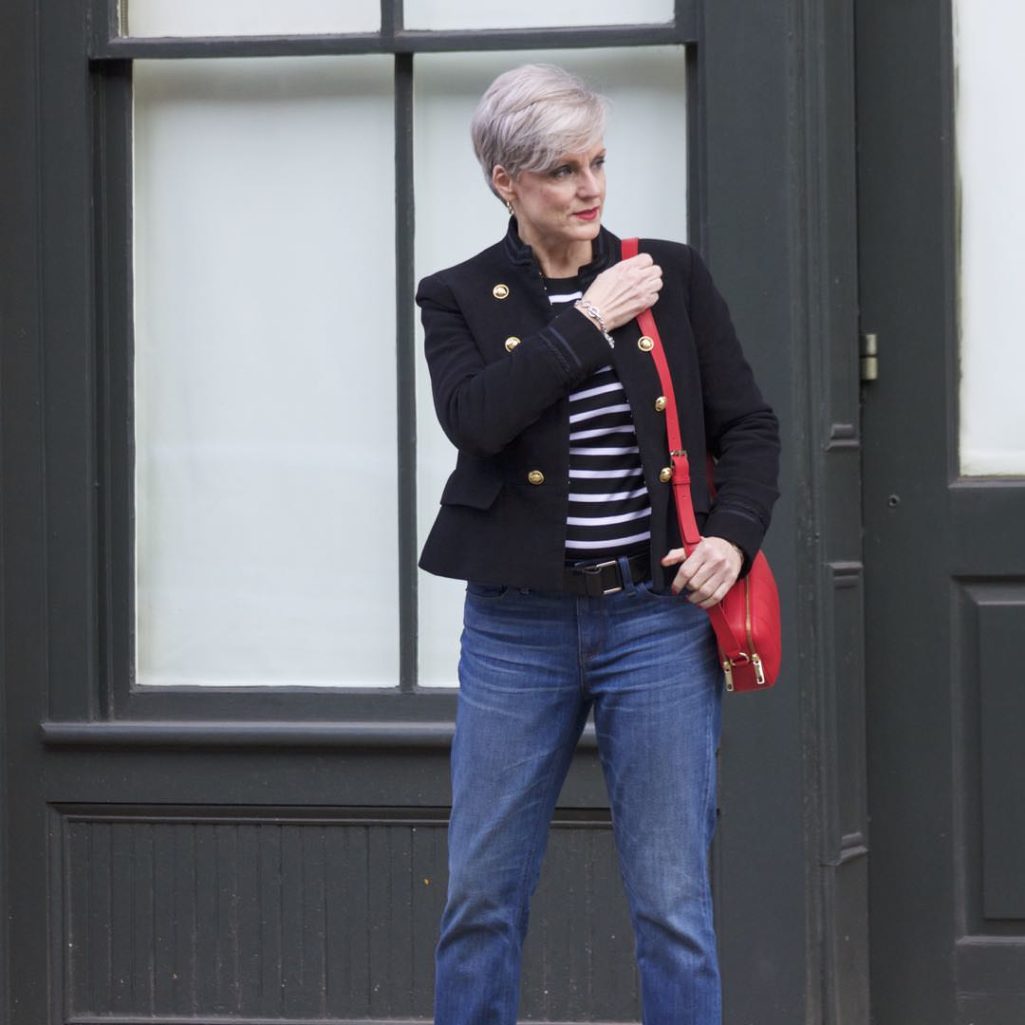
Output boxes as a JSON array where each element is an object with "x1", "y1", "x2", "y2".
[
  {"x1": 93, "y1": 59, "x2": 135, "y2": 720},
  {"x1": 393, "y1": 25, "x2": 688, "y2": 53},
  {"x1": 382, "y1": 0, "x2": 404, "y2": 38},
  {"x1": 90, "y1": 25, "x2": 694, "y2": 61},
  {"x1": 394, "y1": 51, "x2": 418, "y2": 693},
  {"x1": 686, "y1": 40, "x2": 706, "y2": 255},
  {"x1": 675, "y1": 0, "x2": 698, "y2": 41},
  {"x1": 94, "y1": 34, "x2": 390, "y2": 60}
]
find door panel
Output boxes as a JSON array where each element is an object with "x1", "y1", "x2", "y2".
[
  {"x1": 57, "y1": 804, "x2": 636, "y2": 1022},
  {"x1": 857, "y1": 1, "x2": 1025, "y2": 1021}
]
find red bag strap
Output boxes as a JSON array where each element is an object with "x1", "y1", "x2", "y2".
[
  {"x1": 621, "y1": 237, "x2": 700, "y2": 552},
  {"x1": 621, "y1": 237, "x2": 743, "y2": 659}
]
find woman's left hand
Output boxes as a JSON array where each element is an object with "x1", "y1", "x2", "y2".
[{"x1": 660, "y1": 537, "x2": 743, "y2": 608}]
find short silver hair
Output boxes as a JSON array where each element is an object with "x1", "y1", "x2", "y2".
[{"x1": 471, "y1": 64, "x2": 608, "y2": 197}]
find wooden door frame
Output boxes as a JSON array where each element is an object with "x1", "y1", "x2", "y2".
[{"x1": 856, "y1": 0, "x2": 959, "y2": 1017}]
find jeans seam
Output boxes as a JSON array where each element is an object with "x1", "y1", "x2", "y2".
[
  {"x1": 575, "y1": 596, "x2": 588, "y2": 697},
  {"x1": 698, "y1": 659, "x2": 719, "y2": 930}
]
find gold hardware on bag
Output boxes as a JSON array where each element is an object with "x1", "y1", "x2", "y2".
[
  {"x1": 744, "y1": 580, "x2": 766, "y2": 684},
  {"x1": 752, "y1": 653, "x2": 766, "y2": 687},
  {"x1": 722, "y1": 653, "x2": 765, "y2": 691}
]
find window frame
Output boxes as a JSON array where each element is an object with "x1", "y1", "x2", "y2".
[{"x1": 43, "y1": 0, "x2": 703, "y2": 740}]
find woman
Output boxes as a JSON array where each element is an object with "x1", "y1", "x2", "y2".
[{"x1": 417, "y1": 64, "x2": 779, "y2": 1025}]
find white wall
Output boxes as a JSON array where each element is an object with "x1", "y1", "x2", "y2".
[
  {"x1": 404, "y1": 0, "x2": 672, "y2": 30},
  {"x1": 125, "y1": 0, "x2": 380, "y2": 36},
  {"x1": 956, "y1": 0, "x2": 1025, "y2": 475}
]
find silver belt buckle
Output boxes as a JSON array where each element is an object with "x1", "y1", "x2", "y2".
[{"x1": 581, "y1": 558, "x2": 622, "y2": 596}]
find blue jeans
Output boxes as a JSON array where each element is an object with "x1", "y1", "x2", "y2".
[{"x1": 434, "y1": 568, "x2": 723, "y2": 1025}]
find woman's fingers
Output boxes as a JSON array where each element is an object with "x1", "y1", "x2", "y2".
[
  {"x1": 660, "y1": 537, "x2": 742, "y2": 607},
  {"x1": 661, "y1": 547, "x2": 686, "y2": 567},
  {"x1": 581, "y1": 256, "x2": 664, "y2": 331}
]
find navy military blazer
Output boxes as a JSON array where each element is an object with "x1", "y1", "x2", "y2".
[{"x1": 415, "y1": 222, "x2": 780, "y2": 592}]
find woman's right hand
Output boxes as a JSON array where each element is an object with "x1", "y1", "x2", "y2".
[{"x1": 580, "y1": 254, "x2": 663, "y2": 332}]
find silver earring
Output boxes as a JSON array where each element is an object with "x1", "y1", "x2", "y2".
[{"x1": 505, "y1": 201, "x2": 514, "y2": 216}]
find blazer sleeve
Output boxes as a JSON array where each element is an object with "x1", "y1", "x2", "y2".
[
  {"x1": 685, "y1": 247, "x2": 781, "y2": 562},
  {"x1": 417, "y1": 271, "x2": 612, "y2": 456}
]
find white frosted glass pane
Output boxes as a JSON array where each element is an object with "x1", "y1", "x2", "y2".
[
  {"x1": 125, "y1": 0, "x2": 380, "y2": 37},
  {"x1": 956, "y1": 0, "x2": 1025, "y2": 475},
  {"x1": 405, "y1": 0, "x2": 673, "y2": 31},
  {"x1": 134, "y1": 57, "x2": 397, "y2": 687},
  {"x1": 413, "y1": 48, "x2": 688, "y2": 687}
]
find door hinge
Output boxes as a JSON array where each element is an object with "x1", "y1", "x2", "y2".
[{"x1": 860, "y1": 332, "x2": 879, "y2": 382}]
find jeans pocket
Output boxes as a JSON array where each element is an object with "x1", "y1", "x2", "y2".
[{"x1": 465, "y1": 581, "x2": 509, "y2": 600}]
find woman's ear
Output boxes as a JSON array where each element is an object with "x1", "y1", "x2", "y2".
[{"x1": 491, "y1": 165, "x2": 515, "y2": 205}]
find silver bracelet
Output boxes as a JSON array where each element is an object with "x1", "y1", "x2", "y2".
[{"x1": 575, "y1": 299, "x2": 615, "y2": 348}]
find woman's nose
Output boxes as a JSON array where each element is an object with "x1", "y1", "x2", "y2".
[{"x1": 578, "y1": 170, "x2": 600, "y2": 196}]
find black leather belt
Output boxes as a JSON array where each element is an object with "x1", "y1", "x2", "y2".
[{"x1": 562, "y1": 554, "x2": 651, "y2": 597}]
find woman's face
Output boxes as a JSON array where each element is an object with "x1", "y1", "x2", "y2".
[{"x1": 495, "y1": 141, "x2": 606, "y2": 257}]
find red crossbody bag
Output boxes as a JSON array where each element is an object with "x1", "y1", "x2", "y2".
[{"x1": 622, "y1": 238, "x2": 781, "y2": 692}]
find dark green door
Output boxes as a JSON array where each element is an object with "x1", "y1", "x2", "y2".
[{"x1": 858, "y1": 2, "x2": 1025, "y2": 1021}]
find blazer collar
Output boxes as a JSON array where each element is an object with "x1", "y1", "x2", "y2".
[{"x1": 502, "y1": 217, "x2": 617, "y2": 288}]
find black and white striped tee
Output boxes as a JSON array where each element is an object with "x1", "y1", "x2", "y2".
[{"x1": 544, "y1": 276, "x2": 652, "y2": 563}]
